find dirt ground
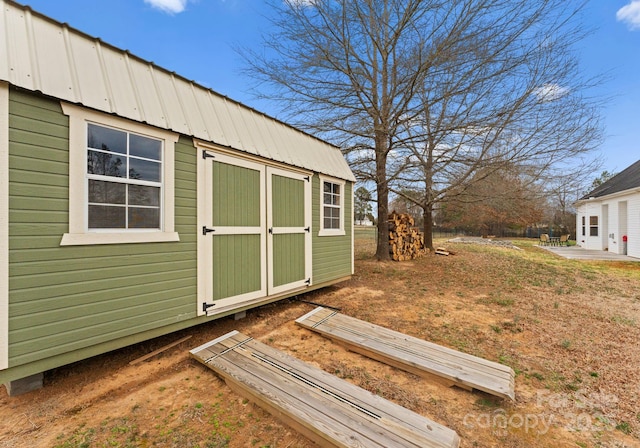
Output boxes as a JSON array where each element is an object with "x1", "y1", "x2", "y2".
[{"x1": 2, "y1": 238, "x2": 640, "y2": 448}]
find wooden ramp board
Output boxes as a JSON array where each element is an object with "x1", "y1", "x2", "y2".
[
  {"x1": 190, "y1": 330, "x2": 460, "y2": 448},
  {"x1": 296, "y1": 307, "x2": 515, "y2": 401}
]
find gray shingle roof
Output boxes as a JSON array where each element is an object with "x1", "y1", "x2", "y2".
[{"x1": 580, "y1": 159, "x2": 640, "y2": 200}]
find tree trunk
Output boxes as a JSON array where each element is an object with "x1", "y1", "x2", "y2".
[
  {"x1": 375, "y1": 132, "x2": 390, "y2": 261},
  {"x1": 423, "y1": 203, "x2": 434, "y2": 251},
  {"x1": 422, "y1": 139, "x2": 435, "y2": 251}
]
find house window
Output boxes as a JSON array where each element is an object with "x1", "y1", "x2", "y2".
[
  {"x1": 589, "y1": 216, "x2": 598, "y2": 237},
  {"x1": 581, "y1": 216, "x2": 585, "y2": 236},
  {"x1": 61, "y1": 103, "x2": 179, "y2": 245},
  {"x1": 319, "y1": 176, "x2": 345, "y2": 236}
]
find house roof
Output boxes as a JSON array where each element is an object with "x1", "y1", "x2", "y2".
[
  {"x1": 0, "y1": 0, "x2": 356, "y2": 182},
  {"x1": 580, "y1": 159, "x2": 640, "y2": 200}
]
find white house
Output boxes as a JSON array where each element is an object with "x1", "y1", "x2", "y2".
[{"x1": 575, "y1": 160, "x2": 640, "y2": 258}]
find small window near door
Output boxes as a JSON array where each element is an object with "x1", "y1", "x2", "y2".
[
  {"x1": 319, "y1": 176, "x2": 345, "y2": 236},
  {"x1": 581, "y1": 216, "x2": 586, "y2": 236},
  {"x1": 589, "y1": 216, "x2": 598, "y2": 237}
]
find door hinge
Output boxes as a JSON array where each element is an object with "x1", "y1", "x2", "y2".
[
  {"x1": 202, "y1": 150, "x2": 215, "y2": 159},
  {"x1": 202, "y1": 226, "x2": 215, "y2": 235},
  {"x1": 202, "y1": 302, "x2": 216, "y2": 312},
  {"x1": 268, "y1": 228, "x2": 273, "y2": 234},
  {"x1": 304, "y1": 227, "x2": 310, "y2": 232},
  {"x1": 304, "y1": 278, "x2": 311, "y2": 285},
  {"x1": 304, "y1": 176, "x2": 310, "y2": 182}
]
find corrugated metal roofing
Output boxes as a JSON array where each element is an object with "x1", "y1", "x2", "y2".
[
  {"x1": 0, "y1": 0, "x2": 355, "y2": 182},
  {"x1": 579, "y1": 159, "x2": 640, "y2": 200}
]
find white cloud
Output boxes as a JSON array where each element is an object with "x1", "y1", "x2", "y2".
[
  {"x1": 286, "y1": 0, "x2": 316, "y2": 7},
  {"x1": 144, "y1": 0, "x2": 188, "y2": 14},
  {"x1": 617, "y1": 1, "x2": 640, "y2": 30},
  {"x1": 534, "y1": 83, "x2": 569, "y2": 102}
]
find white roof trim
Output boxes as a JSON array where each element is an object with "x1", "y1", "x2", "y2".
[
  {"x1": 574, "y1": 188, "x2": 640, "y2": 206},
  {"x1": 0, "y1": 0, "x2": 355, "y2": 182}
]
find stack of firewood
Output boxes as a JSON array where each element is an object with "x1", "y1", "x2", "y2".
[{"x1": 388, "y1": 212, "x2": 428, "y2": 261}]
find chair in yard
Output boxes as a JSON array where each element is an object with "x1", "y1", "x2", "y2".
[
  {"x1": 539, "y1": 233, "x2": 550, "y2": 246},
  {"x1": 559, "y1": 234, "x2": 570, "y2": 246}
]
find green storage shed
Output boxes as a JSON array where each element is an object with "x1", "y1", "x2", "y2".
[{"x1": 0, "y1": 0, "x2": 355, "y2": 394}]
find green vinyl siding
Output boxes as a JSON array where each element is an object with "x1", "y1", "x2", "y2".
[
  {"x1": 212, "y1": 161, "x2": 260, "y2": 227},
  {"x1": 212, "y1": 234, "x2": 262, "y2": 300},
  {"x1": 273, "y1": 233, "x2": 305, "y2": 287},
  {"x1": 312, "y1": 177, "x2": 353, "y2": 284},
  {"x1": 7, "y1": 87, "x2": 198, "y2": 369},
  {"x1": 271, "y1": 175, "x2": 304, "y2": 227}
]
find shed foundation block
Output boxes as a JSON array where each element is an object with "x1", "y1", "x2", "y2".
[{"x1": 4, "y1": 372, "x2": 44, "y2": 396}]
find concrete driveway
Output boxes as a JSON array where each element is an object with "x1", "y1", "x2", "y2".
[{"x1": 540, "y1": 245, "x2": 640, "y2": 261}]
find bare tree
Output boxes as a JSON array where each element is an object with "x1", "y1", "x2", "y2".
[
  {"x1": 241, "y1": 0, "x2": 603, "y2": 258},
  {"x1": 386, "y1": 1, "x2": 603, "y2": 249}
]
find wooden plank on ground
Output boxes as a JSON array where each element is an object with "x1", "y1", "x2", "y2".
[
  {"x1": 296, "y1": 307, "x2": 515, "y2": 401},
  {"x1": 129, "y1": 335, "x2": 192, "y2": 365},
  {"x1": 190, "y1": 330, "x2": 460, "y2": 448}
]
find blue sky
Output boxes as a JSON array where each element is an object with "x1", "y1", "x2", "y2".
[{"x1": 21, "y1": 0, "x2": 640, "y2": 176}]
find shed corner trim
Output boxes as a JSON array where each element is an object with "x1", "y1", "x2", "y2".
[{"x1": 0, "y1": 81, "x2": 9, "y2": 370}]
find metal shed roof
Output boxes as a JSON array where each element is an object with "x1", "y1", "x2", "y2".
[{"x1": 0, "y1": 0, "x2": 355, "y2": 182}]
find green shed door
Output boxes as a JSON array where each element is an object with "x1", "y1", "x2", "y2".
[
  {"x1": 198, "y1": 151, "x2": 267, "y2": 315},
  {"x1": 267, "y1": 167, "x2": 312, "y2": 295}
]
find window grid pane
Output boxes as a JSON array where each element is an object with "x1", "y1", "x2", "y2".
[
  {"x1": 128, "y1": 207, "x2": 160, "y2": 229},
  {"x1": 88, "y1": 150, "x2": 126, "y2": 177},
  {"x1": 88, "y1": 180, "x2": 126, "y2": 204},
  {"x1": 129, "y1": 133, "x2": 162, "y2": 160},
  {"x1": 88, "y1": 205, "x2": 126, "y2": 229},
  {"x1": 88, "y1": 123, "x2": 126, "y2": 154}
]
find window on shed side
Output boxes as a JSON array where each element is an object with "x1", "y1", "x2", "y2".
[
  {"x1": 87, "y1": 124, "x2": 162, "y2": 230},
  {"x1": 319, "y1": 176, "x2": 345, "y2": 236},
  {"x1": 589, "y1": 216, "x2": 598, "y2": 237},
  {"x1": 60, "y1": 103, "x2": 179, "y2": 246}
]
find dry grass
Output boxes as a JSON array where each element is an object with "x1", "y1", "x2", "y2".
[{"x1": 1, "y1": 237, "x2": 639, "y2": 447}]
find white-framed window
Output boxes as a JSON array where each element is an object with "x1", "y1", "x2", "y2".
[
  {"x1": 61, "y1": 103, "x2": 180, "y2": 245},
  {"x1": 589, "y1": 216, "x2": 599, "y2": 237},
  {"x1": 319, "y1": 175, "x2": 345, "y2": 236},
  {"x1": 87, "y1": 123, "x2": 163, "y2": 230}
]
